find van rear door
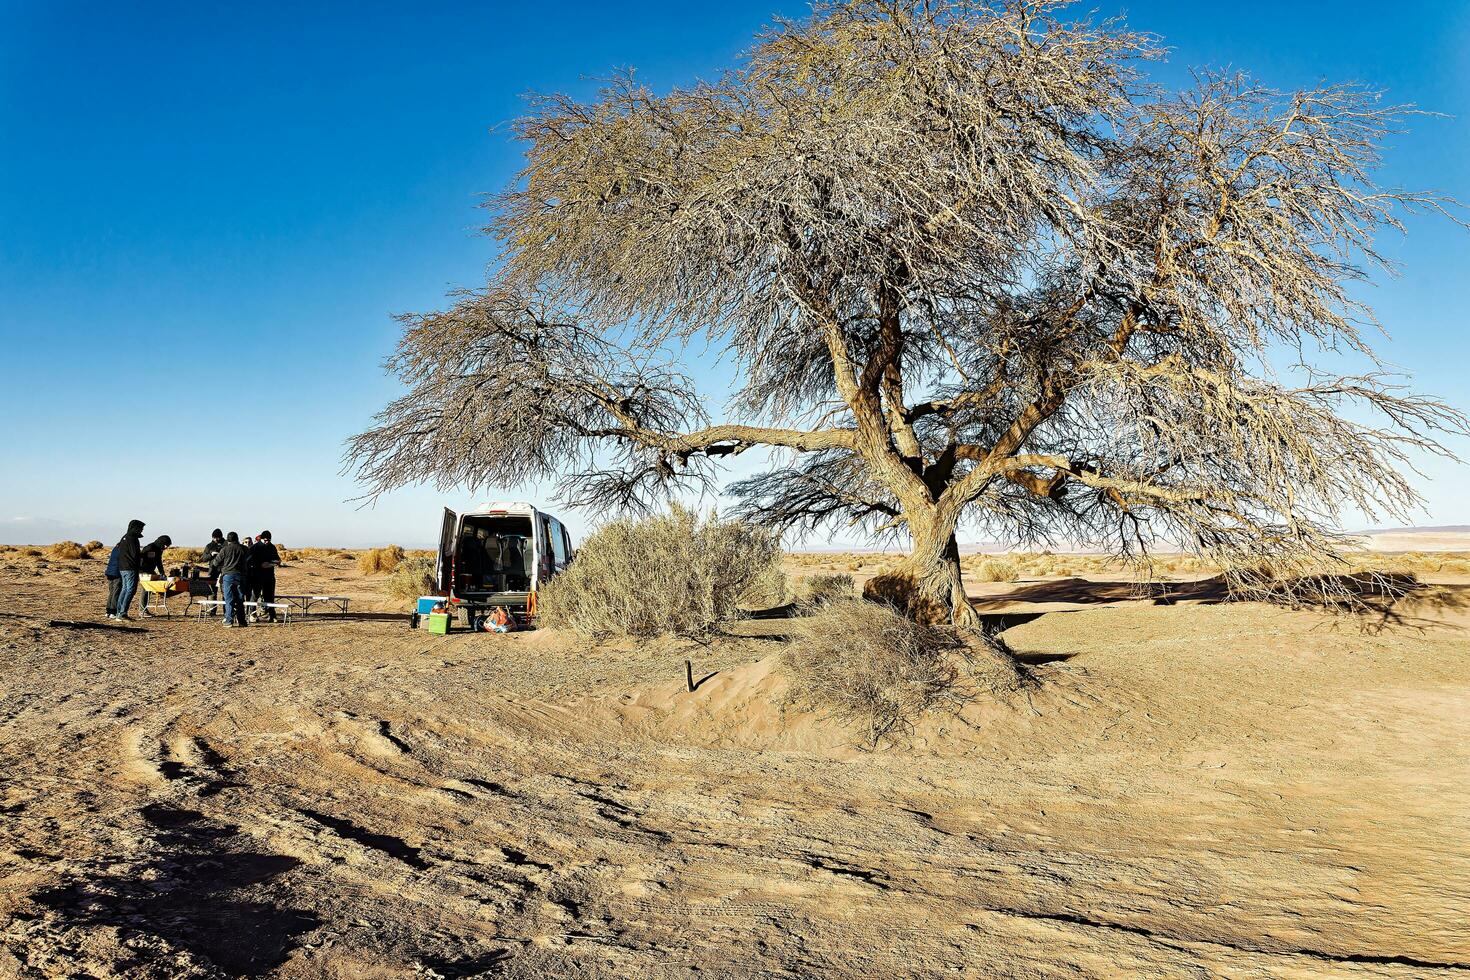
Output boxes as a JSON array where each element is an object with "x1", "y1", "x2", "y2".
[{"x1": 436, "y1": 508, "x2": 458, "y2": 594}]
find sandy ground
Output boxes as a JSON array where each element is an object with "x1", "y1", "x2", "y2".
[{"x1": 2, "y1": 551, "x2": 1468, "y2": 979}]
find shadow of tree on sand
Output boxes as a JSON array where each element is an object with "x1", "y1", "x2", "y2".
[
  {"x1": 31, "y1": 804, "x2": 318, "y2": 977},
  {"x1": 977, "y1": 574, "x2": 1470, "y2": 634}
]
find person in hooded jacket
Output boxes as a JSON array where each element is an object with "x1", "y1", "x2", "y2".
[
  {"x1": 104, "y1": 540, "x2": 123, "y2": 617},
  {"x1": 214, "y1": 531, "x2": 250, "y2": 627},
  {"x1": 136, "y1": 534, "x2": 172, "y2": 614},
  {"x1": 248, "y1": 531, "x2": 282, "y2": 621},
  {"x1": 111, "y1": 519, "x2": 146, "y2": 620}
]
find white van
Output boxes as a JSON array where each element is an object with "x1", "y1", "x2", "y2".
[{"x1": 435, "y1": 501, "x2": 575, "y2": 618}]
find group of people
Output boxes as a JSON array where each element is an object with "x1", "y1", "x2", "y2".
[
  {"x1": 202, "y1": 528, "x2": 282, "y2": 627},
  {"x1": 103, "y1": 520, "x2": 281, "y2": 627}
]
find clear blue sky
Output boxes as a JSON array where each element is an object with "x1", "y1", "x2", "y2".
[{"x1": 2, "y1": 1, "x2": 1467, "y2": 548}]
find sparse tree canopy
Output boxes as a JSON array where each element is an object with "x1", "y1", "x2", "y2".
[{"x1": 349, "y1": 0, "x2": 1466, "y2": 635}]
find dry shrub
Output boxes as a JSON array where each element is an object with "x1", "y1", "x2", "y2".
[
  {"x1": 786, "y1": 599, "x2": 962, "y2": 747},
  {"x1": 795, "y1": 572, "x2": 854, "y2": 605},
  {"x1": 21, "y1": 547, "x2": 42, "y2": 557},
  {"x1": 539, "y1": 505, "x2": 780, "y2": 637},
  {"x1": 862, "y1": 571, "x2": 948, "y2": 625},
  {"x1": 741, "y1": 565, "x2": 789, "y2": 609},
  {"x1": 972, "y1": 558, "x2": 1019, "y2": 583},
  {"x1": 84, "y1": 540, "x2": 104, "y2": 552},
  {"x1": 46, "y1": 541, "x2": 89, "y2": 560},
  {"x1": 358, "y1": 545, "x2": 406, "y2": 575},
  {"x1": 163, "y1": 547, "x2": 204, "y2": 564},
  {"x1": 388, "y1": 555, "x2": 437, "y2": 600}
]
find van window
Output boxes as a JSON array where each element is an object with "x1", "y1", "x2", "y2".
[{"x1": 550, "y1": 518, "x2": 568, "y2": 566}]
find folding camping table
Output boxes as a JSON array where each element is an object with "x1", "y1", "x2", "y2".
[{"x1": 274, "y1": 594, "x2": 351, "y2": 618}]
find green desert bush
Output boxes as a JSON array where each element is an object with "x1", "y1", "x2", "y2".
[
  {"x1": 972, "y1": 558, "x2": 1019, "y2": 583},
  {"x1": 45, "y1": 540, "x2": 88, "y2": 560},
  {"x1": 794, "y1": 572, "x2": 855, "y2": 605},
  {"x1": 786, "y1": 599, "x2": 962, "y2": 747},
  {"x1": 387, "y1": 555, "x2": 437, "y2": 600},
  {"x1": 358, "y1": 545, "x2": 406, "y2": 575},
  {"x1": 539, "y1": 505, "x2": 781, "y2": 638}
]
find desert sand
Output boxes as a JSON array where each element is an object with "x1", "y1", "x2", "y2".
[{"x1": 2, "y1": 549, "x2": 1468, "y2": 978}]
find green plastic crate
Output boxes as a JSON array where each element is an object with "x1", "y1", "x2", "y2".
[{"x1": 426, "y1": 612, "x2": 451, "y2": 635}]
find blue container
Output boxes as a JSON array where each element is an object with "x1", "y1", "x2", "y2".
[{"x1": 416, "y1": 596, "x2": 445, "y2": 616}]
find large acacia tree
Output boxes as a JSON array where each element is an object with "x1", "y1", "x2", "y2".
[{"x1": 350, "y1": 0, "x2": 1464, "y2": 632}]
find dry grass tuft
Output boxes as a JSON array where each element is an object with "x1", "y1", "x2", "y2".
[
  {"x1": 84, "y1": 540, "x2": 104, "y2": 552},
  {"x1": 45, "y1": 541, "x2": 89, "y2": 560},
  {"x1": 794, "y1": 572, "x2": 855, "y2": 605},
  {"x1": 388, "y1": 555, "x2": 437, "y2": 600},
  {"x1": 861, "y1": 571, "x2": 949, "y2": 625},
  {"x1": 972, "y1": 558, "x2": 1019, "y2": 583},
  {"x1": 740, "y1": 565, "x2": 789, "y2": 609},
  {"x1": 163, "y1": 547, "x2": 204, "y2": 565},
  {"x1": 786, "y1": 599, "x2": 963, "y2": 747},
  {"x1": 540, "y1": 505, "x2": 780, "y2": 638},
  {"x1": 358, "y1": 545, "x2": 406, "y2": 575}
]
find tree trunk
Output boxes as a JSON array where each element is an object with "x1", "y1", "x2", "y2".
[
  {"x1": 862, "y1": 511, "x2": 1027, "y2": 688},
  {"x1": 862, "y1": 511, "x2": 978, "y2": 626}
]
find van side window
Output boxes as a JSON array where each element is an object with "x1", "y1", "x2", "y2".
[{"x1": 549, "y1": 518, "x2": 568, "y2": 566}]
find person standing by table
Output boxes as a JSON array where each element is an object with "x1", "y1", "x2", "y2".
[
  {"x1": 202, "y1": 529, "x2": 226, "y2": 613},
  {"x1": 110, "y1": 519, "x2": 146, "y2": 620},
  {"x1": 136, "y1": 533, "x2": 172, "y2": 614},
  {"x1": 241, "y1": 535, "x2": 255, "y2": 607},
  {"x1": 248, "y1": 531, "x2": 281, "y2": 622},
  {"x1": 214, "y1": 532, "x2": 249, "y2": 627}
]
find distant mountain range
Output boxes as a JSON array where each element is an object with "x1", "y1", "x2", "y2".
[{"x1": 1358, "y1": 525, "x2": 1470, "y2": 535}]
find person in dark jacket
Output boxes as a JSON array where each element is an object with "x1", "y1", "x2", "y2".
[
  {"x1": 136, "y1": 534, "x2": 172, "y2": 614},
  {"x1": 104, "y1": 541, "x2": 123, "y2": 617},
  {"x1": 111, "y1": 519, "x2": 146, "y2": 620},
  {"x1": 241, "y1": 535, "x2": 256, "y2": 605},
  {"x1": 248, "y1": 531, "x2": 282, "y2": 622},
  {"x1": 214, "y1": 532, "x2": 250, "y2": 627},
  {"x1": 202, "y1": 529, "x2": 226, "y2": 612},
  {"x1": 203, "y1": 529, "x2": 225, "y2": 567}
]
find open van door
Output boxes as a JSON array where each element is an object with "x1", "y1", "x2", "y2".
[{"x1": 435, "y1": 508, "x2": 458, "y2": 595}]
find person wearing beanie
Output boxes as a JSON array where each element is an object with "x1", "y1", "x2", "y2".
[
  {"x1": 248, "y1": 530, "x2": 282, "y2": 622},
  {"x1": 202, "y1": 529, "x2": 226, "y2": 613}
]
